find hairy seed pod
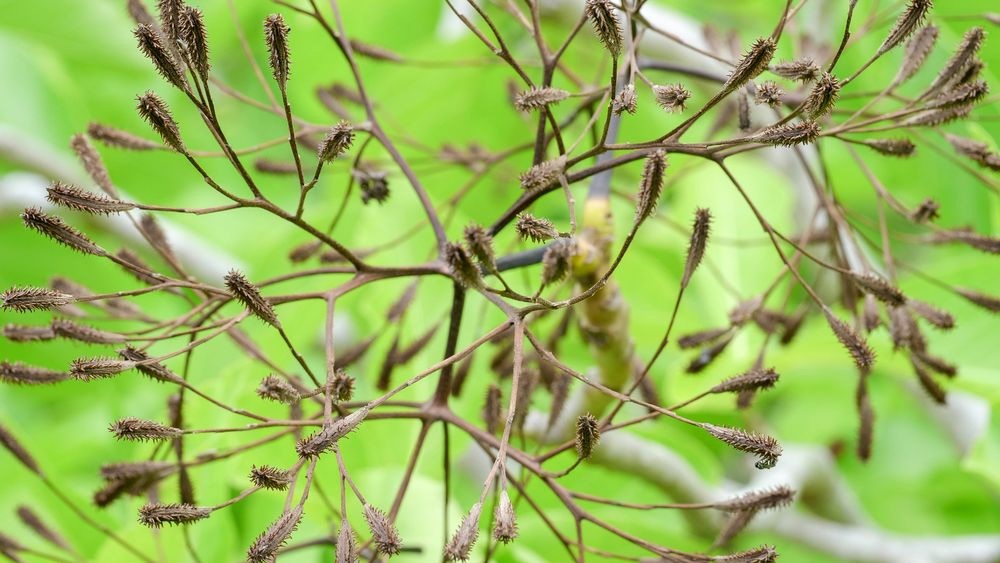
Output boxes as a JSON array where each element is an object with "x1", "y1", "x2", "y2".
[
  {"x1": 295, "y1": 407, "x2": 369, "y2": 458},
  {"x1": 863, "y1": 138, "x2": 915, "y2": 157},
  {"x1": 138, "y1": 503, "x2": 211, "y2": 528},
  {"x1": 803, "y1": 73, "x2": 841, "y2": 117},
  {"x1": 250, "y1": 465, "x2": 292, "y2": 491},
  {"x1": 483, "y1": 385, "x2": 502, "y2": 434},
  {"x1": 541, "y1": 238, "x2": 574, "y2": 285},
  {"x1": 445, "y1": 503, "x2": 482, "y2": 562},
  {"x1": 70, "y1": 133, "x2": 115, "y2": 196},
  {"x1": 682, "y1": 208, "x2": 712, "y2": 287},
  {"x1": 713, "y1": 485, "x2": 795, "y2": 513},
  {"x1": 336, "y1": 522, "x2": 357, "y2": 563},
  {"x1": 710, "y1": 368, "x2": 780, "y2": 394},
  {"x1": 51, "y1": 319, "x2": 125, "y2": 345},
  {"x1": 264, "y1": 14, "x2": 291, "y2": 87},
  {"x1": 894, "y1": 26, "x2": 938, "y2": 86},
  {"x1": 851, "y1": 272, "x2": 906, "y2": 306},
  {"x1": 653, "y1": 84, "x2": 691, "y2": 112},
  {"x1": 100, "y1": 460, "x2": 175, "y2": 482},
  {"x1": 331, "y1": 370, "x2": 356, "y2": 402},
  {"x1": 70, "y1": 358, "x2": 135, "y2": 381},
  {"x1": 687, "y1": 336, "x2": 734, "y2": 373},
  {"x1": 22, "y1": 208, "x2": 104, "y2": 256},
  {"x1": 754, "y1": 81, "x2": 784, "y2": 106},
  {"x1": 635, "y1": 150, "x2": 667, "y2": 226},
  {"x1": 716, "y1": 545, "x2": 778, "y2": 563},
  {"x1": 318, "y1": 121, "x2": 354, "y2": 162},
  {"x1": 907, "y1": 300, "x2": 955, "y2": 330},
  {"x1": 134, "y1": 24, "x2": 186, "y2": 89},
  {"x1": 87, "y1": 123, "x2": 159, "y2": 151},
  {"x1": 256, "y1": 375, "x2": 300, "y2": 404},
  {"x1": 463, "y1": 224, "x2": 496, "y2": 271},
  {"x1": 930, "y1": 80, "x2": 988, "y2": 109},
  {"x1": 715, "y1": 510, "x2": 761, "y2": 550},
  {"x1": 584, "y1": 0, "x2": 622, "y2": 55},
  {"x1": 348, "y1": 38, "x2": 402, "y2": 62},
  {"x1": 904, "y1": 104, "x2": 973, "y2": 127},
  {"x1": 255, "y1": 158, "x2": 298, "y2": 175},
  {"x1": 910, "y1": 198, "x2": 939, "y2": 223},
  {"x1": 878, "y1": 0, "x2": 933, "y2": 56},
  {"x1": 857, "y1": 382, "x2": 874, "y2": 461},
  {"x1": 445, "y1": 242, "x2": 483, "y2": 288},
  {"x1": 862, "y1": 294, "x2": 882, "y2": 333},
  {"x1": 955, "y1": 287, "x2": 1000, "y2": 313},
  {"x1": 363, "y1": 504, "x2": 401, "y2": 556},
  {"x1": 357, "y1": 166, "x2": 390, "y2": 204},
  {"x1": 913, "y1": 350, "x2": 957, "y2": 378},
  {"x1": 118, "y1": 346, "x2": 177, "y2": 383},
  {"x1": 128, "y1": 0, "x2": 156, "y2": 27},
  {"x1": 945, "y1": 133, "x2": 1000, "y2": 171},
  {"x1": 678, "y1": 326, "x2": 731, "y2": 349},
  {"x1": 911, "y1": 356, "x2": 947, "y2": 404},
  {"x1": 612, "y1": 83, "x2": 638, "y2": 114},
  {"x1": 575, "y1": 413, "x2": 600, "y2": 459},
  {"x1": 0, "y1": 424, "x2": 42, "y2": 475},
  {"x1": 724, "y1": 38, "x2": 776, "y2": 92},
  {"x1": 0, "y1": 362, "x2": 68, "y2": 385},
  {"x1": 493, "y1": 489, "x2": 518, "y2": 544},
  {"x1": 136, "y1": 91, "x2": 184, "y2": 152},
  {"x1": 1, "y1": 287, "x2": 76, "y2": 313},
  {"x1": 156, "y1": 0, "x2": 184, "y2": 42},
  {"x1": 514, "y1": 87, "x2": 569, "y2": 112},
  {"x1": 933, "y1": 230, "x2": 1000, "y2": 254},
  {"x1": 772, "y1": 58, "x2": 820, "y2": 82},
  {"x1": 519, "y1": 156, "x2": 566, "y2": 191},
  {"x1": 3, "y1": 324, "x2": 56, "y2": 343},
  {"x1": 515, "y1": 214, "x2": 559, "y2": 243},
  {"x1": 822, "y1": 308, "x2": 876, "y2": 373},
  {"x1": 247, "y1": 506, "x2": 303, "y2": 563},
  {"x1": 225, "y1": 270, "x2": 280, "y2": 327},
  {"x1": 180, "y1": 6, "x2": 210, "y2": 82},
  {"x1": 46, "y1": 182, "x2": 135, "y2": 215},
  {"x1": 755, "y1": 121, "x2": 820, "y2": 146},
  {"x1": 702, "y1": 424, "x2": 782, "y2": 469},
  {"x1": 15, "y1": 505, "x2": 73, "y2": 553},
  {"x1": 924, "y1": 27, "x2": 985, "y2": 97},
  {"x1": 110, "y1": 418, "x2": 182, "y2": 442}
]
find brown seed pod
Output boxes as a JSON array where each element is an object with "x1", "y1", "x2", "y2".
[
  {"x1": 863, "y1": 138, "x2": 916, "y2": 158},
  {"x1": 519, "y1": 156, "x2": 566, "y2": 191},
  {"x1": 682, "y1": 208, "x2": 712, "y2": 287},
  {"x1": 444, "y1": 503, "x2": 482, "y2": 562},
  {"x1": 515, "y1": 214, "x2": 559, "y2": 243},
  {"x1": 225, "y1": 270, "x2": 280, "y2": 327},
  {"x1": 250, "y1": 465, "x2": 292, "y2": 491},
  {"x1": 138, "y1": 503, "x2": 211, "y2": 528},
  {"x1": 612, "y1": 83, "x2": 638, "y2": 115},
  {"x1": 724, "y1": 38, "x2": 776, "y2": 92},
  {"x1": 110, "y1": 418, "x2": 182, "y2": 442},
  {"x1": 635, "y1": 150, "x2": 667, "y2": 226},
  {"x1": 247, "y1": 506, "x2": 303, "y2": 563},
  {"x1": 134, "y1": 23, "x2": 187, "y2": 89},
  {"x1": 318, "y1": 121, "x2": 354, "y2": 162},
  {"x1": 46, "y1": 182, "x2": 135, "y2": 215},
  {"x1": 514, "y1": 87, "x2": 569, "y2": 112},
  {"x1": 584, "y1": 0, "x2": 622, "y2": 55},
  {"x1": 493, "y1": 489, "x2": 518, "y2": 544},
  {"x1": 136, "y1": 91, "x2": 185, "y2": 152},
  {"x1": 0, "y1": 362, "x2": 68, "y2": 385},
  {"x1": 653, "y1": 84, "x2": 691, "y2": 112},
  {"x1": 264, "y1": 14, "x2": 291, "y2": 87},
  {"x1": 755, "y1": 121, "x2": 820, "y2": 146},
  {"x1": 22, "y1": 208, "x2": 105, "y2": 256},
  {"x1": 772, "y1": 58, "x2": 821, "y2": 82},
  {"x1": 363, "y1": 504, "x2": 402, "y2": 556},
  {"x1": 575, "y1": 413, "x2": 600, "y2": 459},
  {"x1": 878, "y1": 0, "x2": 934, "y2": 56},
  {"x1": 702, "y1": 424, "x2": 782, "y2": 469},
  {"x1": 713, "y1": 485, "x2": 795, "y2": 512}
]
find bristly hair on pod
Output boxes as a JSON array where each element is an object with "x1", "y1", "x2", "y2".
[
  {"x1": 336, "y1": 522, "x2": 357, "y2": 563},
  {"x1": 519, "y1": 156, "x2": 566, "y2": 191},
  {"x1": 493, "y1": 489, "x2": 518, "y2": 544},
  {"x1": 0, "y1": 424, "x2": 42, "y2": 475},
  {"x1": 70, "y1": 133, "x2": 115, "y2": 196},
  {"x1": 584, "y1": 0, "x2": 622, "y2": 55},
  {"x1": 514, "y1": 87, "x2": 570, "y2": 112},
  {"x1": 138, "y1": 503, "x2": 211, "y2": 528},
  {"x1": 156, "y1": 0, "x2": 184, "y2": 43},
  {"x1": 1, "y1": 287, "x2": 76, "y2": 313},
  {"x1": 955, "y1": 287, "x2": 1000, "y2": 313},
  {"x1": 250, "y1": 465, "x2": 292, "y2": 491},
  {"x1": 294, "y1": 407, "x2": 370, "y2": 458},
  {"x1": 945, "y1": 133, "x2": 1000, "y2": 171},
  {"x1": 924, "y1": 27, "x2": 985, "y2": 97},
  {"x1": 907, "y1": 300, "x2": 955, "y2": 330},
  {"x1": 256, "y1": 374, "x2": 300, "y2": 404},
  {"x1": 575, "y1": 413, "x2": 600, "y2": 459},
  {"x1": 930, "y1": 80, "x2": 988, "y2": 110},
  {"x1": 653, "y1": 84, "x2": 691, "y2": 112},
  {"x1": 110, "y1": 418, "x2": 182, "y2": 442},
  {"x1": 445, "y1": 242, "x2": 483, "y2": 288},
  {"x1": 264, "y1": 14, "x2": 291, "y2": 88},
  {"x1": 702, "y1": 424, "x2": 782, "y2": 469},
  {"x1": 0, "y1": 361, "x2": 68, "y2": 385},
  {"x1": 772, "y1": 58, "x2": 821, "y2": 82},
  {"x1": 754, "y1": 81, "x2": 784, "y2": 107},
  {"x1": 678, "y1": 326, "x2": 731, "y2": 349},
  {"x1": 612, "y1": 83, "x2": 638, "y2": 115},
  {"x1": 46, "y1": 182, "x2": 135, "y2": 215},
  {"x1": 714, "y1": 544, "x2": 778, "y2": 563},
  {"x1": 893, "y1": 26, "x2": 938, "y2": 86},
  {"x1": 70, "y1": 358, "x2": 136, "y2": 381},
  {"x1": 681, "y1": 208, "x2": 712, "y2": 287},
  {"x1": 710, "y1": 367, "x2": 779, "y2": 394},
  {"x1": 910, "y1": 198, "x2": 940, "y2": 223},
  {"x1": 134, "y1": 24, "x2": 187, "y2": 90},
  {"x1": 363, "y1": 504, "x2": 402, "y2": 556},
  {"x1": 444, "y1": 503, "x2": 482, "y2": 562},
  {"x1": 51, "y1": 319, "x2": 126, "y2": 345},
  {"x1": 463, "y1": 224, "x2": 496, "y2": 272},
  {"x1": 635, "y1": 149, "x2": 667, "y2": 225},
  {"x1": 356, "y1": 164, "x2": 390, "y2": 205},
  {"x1": 318, "y1": 121, "x2": 354, "y2": 162},
  {"x1": 87, "y1": 123, "x2": 160, "y2": 151},
  {"x1": 137, "y1": 91, "x2": 185, "y2": 152},
  {"x1": 119, "y1": 346, "x2": 178, "y2": 383},
  {"x1": 754, "y1": 121, "x2": 821, "y2": 146},
  {"x1": 863, "y1": 138, "x2": 916, "y2": 158},
  {"x1": 247, "y1": 506, "x2": 303, "y2": 563},
  {"x1": 225, "y1": 270, "x2": 280, "y2": 328},
  {"x1": 878, "y1": 0, "x2": 934, "y2": 56},
  {"x1": 180, "y1": 6, "x2": 210, "y2": 82},
  {"x1": 515, "y1": 213, "x2": 559, "y2": 243},
  {"x1": 724, "y1": 38, "x2": 776, "y2": 92},
  {"x1": 22, "y1": 208, "x2": 105, "y2": 256},
  {"x1": 15, "y1": 505, "x2": 74, "y2": 553},
  {"x1": 541, "y1": 238, "x2": 574, "y2": 285},
  {"x1": 803, "y1": 73, "x2": 841, "y2": 118},
  {"x1": 713, "y1": 485, "x2": 795, "y2": 513},
  {"x1": 822, "y1": 307, "x2": 876, "y2": 373},
  {"x1": 851, "y1": 272, "x2": 906, "y2": 306}
]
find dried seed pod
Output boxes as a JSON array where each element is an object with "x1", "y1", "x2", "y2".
[
  {"x1": 822, "y1": 308, "x2": 876, "y2": 373},
  {"x1": 110, "y1": 418, "x2": 182, "y2": 442},
  {"x1": 225, "y1": 270, "x2": 280, "y2": 327},
  {"x1": 514, "y1": 87, "x2": 569, "y2": 112},
  {"x1": 754, "y1": 81, "x2": 783, "y2": 106},
  {"x1": 70, "y1": 133, "x2": 115, "y2": 196},
  {"x1": 331, "y1": 370, "x2": 356, "y2": 402},
  {"x1": 945, "y1": 133, "x2": 1000, "y2": 171},
  {"x1": 255, "y1": 158, "x2": 298, "y2": 175},
  {"x1": 893, "y1": 26, "x2": 938, "y2": 86},
  {"x1": 933, "y1": 230, "x2": 1000, "y2": 254},
  {"x1": 910, "y1": 198, "x2": 939, "y2": 223},
  {"x1": 653, "y1": 84, "x2": 691, "y2": 112},
  {"x1": 955, "y1": 287, "x2": 1000, "y2": 313},
  {"x1": 493, "y1": 489, "x2": 518, "y2": 544},
  {"x1": 138, "y1": 503, "x2": 211, "y2": 527},
  {"x1": 687, "y1": 335, "x2": 733, "y2": 373},
  {"x1": 348, "y1": 38, "x2": 401, "y2": 62},
  {"x1": 715, "y1": 509, "x2": 759, "y2": 549},
  {"x1": 911, "y1": 356, "x2": 947, "y2": 404},
  {"x1": 0, "y1": 362, "x2": 68, "y2": 385},
  {"x1": 584, "y1": 0, "x2": 622, "y2": 55},
  {"x1": 336, "y1": 523, "x2": 357, "y2": 563},
  {"x1": 3, "y1": 324, "x2": 56, "y2": 343},
  {"x1": 70, "y1": 358, "x2": 136, "y2": 381},
  {"x1": 878, "y1": 0, "x2": 934, "y2": 56},
  {"x1": 737, "y1": 92, "x2": 751, "y2": 131},
  {"x1": 863, "y1": 138, "x2": 915, "y2": 157},
  {"x1": 51, "y1": 319, "x2": 125, "y2": 345},
  {"x1": 930, "y1": 80, "x2": 988, "y2": 110},
  {"x1": 46, "y1": 182, "x2": 135, "y2": 215},
  {"x1": 295, "y1": 407, "x2": 369, "y2": 458},
  {"x1": 754, "y1": 121, "x2": 820, "y2": 146},
  {"x1": 86, "y1": 123, "x2": 159, "y2": 150},
  {"x1": 635, "y1": 150, "x2": 667, "y2": 226},
  {"x1": 463, "y1": 224, "x2": 496, "y2": 271},
  {"x1": 702, "y1": 424, "x2": 782, "y2": 469},
  {"x1": 612, "y1": 83, "x2": 637, "y2": 115},
  {"x1": 713, "y1": 485, "x2": 795, "y2": 512},
  {"x1": 445, "y1": 242, "x2": 483, "y2": 288},
  {"x1": 318, "y1": 121, "x2": 354, "y2": 162},
  {"x1": 682, "y1": 208, "x2": 712, "y2": 287},
  {"x1": 715, "y1": 545, "x2": 778, "y2": 563},
  {"x1": 541, "y1": 238, "x2": 574, "y2": 285},
  {"x1": 247, "y1": 506, "x2": 303, "y2": 563},
  {"x1": 180, "y1": 6, "x2": 210, "y2": 82},
  {"x1": 483, "y1": 384, "x2": 502, "y2": 434},
  {"x1": 888, "y1": 305, "x2": 920, "y2": 350},
  {"x1": 710, "y1": 368, "x2": 779, "y2": 394},
  {"x1": 802, "y1": 73, "x2": 841, "y2": 118},
  {"x1": 137, "y1": 91, "x2": 185, "y2": 152},
  {"x1": 363, "y1": 504, "x2": 402, "y2": 556},
  {"x1": 100, "y1": 460, "x2": 175, "y2": 482},
  {"x1": 22, "y1": 208, "x2": 105, "y2": 256},
  {"x1": 851, "y1": 272, "x2": 905, "y2": 306},
  {"x1": 857, "y1": 382, "x2": 874, "y2": 461},
  {"x1": 250, "y1": 465, "x2": 292, "y2": 491},
  {"x1": 772, "y1": 58, "x2": 820, "y2": 82},
  {"x1": 119, "y1": 346, "x2": 177, "y2": 383},
  {"x1": 907, "y1": 300, "x2": 955, "y2": 330},
  {"x1": 264, "y1": 14, "x2": 291, "y2": 87},
  {"x1": 156, "y1": 0, "x2": 184, "y2": 43},
  {"x1": 356, "y1": 165, "x2": 390, "y2": 204},
  {"x1": 0, "y1": 424, "x2": 42, "y2": 475},
  {"x1": 862, "y1": 294, "x2": 882, "y2": 333},
  {"x1": 575, "y1": 413, "x2": 600, "y2": 459},
  {"x1": 134, "y1": 24, "x2": 186, "y2": 89},
  {"x1": 924, "y1": 27, "x2": 985, "y2": 97},
  {"x1": 678, "y1": 326, "x2": 731, "y2": 349},
  {"x1": 1, "y1": 287, "x2": 76, "y2": 313},
  {"x1": 724, "y1": 38, "x2": 776, "y2": 92},
  {"x1": 519, "y1": 156, "x2": 566, "y2": 191},
  {"x1": 128, "y1": 0, "x2": 156, "y2": 27},
  {"x1": 444, "y1": 503, "x2": 482, "y2": 562},
  {"x1": 515, "y1": 214, "x2": 559, "y2": 243},
  {"x1": 913, "y1": 350, "x2": 957, "y2": 378},
  {"x1": 256, "y1": 375, "x2": 300, "y2": 404},
  {"x1": 903, "y1": 105, "x2": 973, "y2": 127},
  {"x1": 15, "y1": 506, "x2": 73, "y2": 553}
]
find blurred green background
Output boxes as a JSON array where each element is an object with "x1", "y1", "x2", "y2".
[{"x1": 0, "y1": 0, "x2": 998, "y2": 561}]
